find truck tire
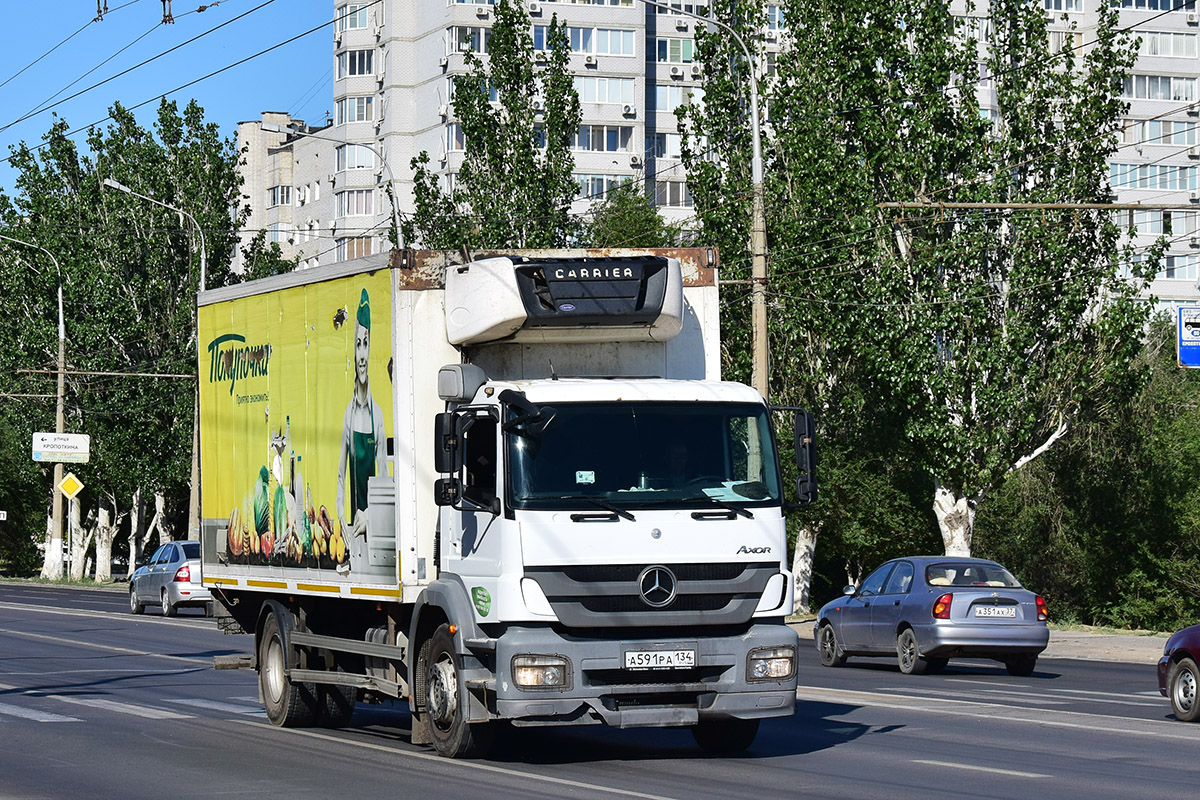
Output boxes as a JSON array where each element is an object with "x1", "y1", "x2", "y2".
[
  {"x1": 692, "y1": 718, "x2": 760, "y2": 753},
  {"x1": 425, "y1": 623, "x2": 493, "y2": 758},
  {"x1": 259, "y1": 611, "x2": 317, "y2": 727},
  {"x1": 317, "y1": 683, "x2": 356, "y2": 728}
]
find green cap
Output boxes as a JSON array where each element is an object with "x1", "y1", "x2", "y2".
[{"x1": 356, "y1": 288, "x2": 370, "y2": 330}]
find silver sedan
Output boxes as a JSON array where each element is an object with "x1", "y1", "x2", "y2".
[
  {"x1": 129, "y1": 541, "x2": 211, "y2": 616},
  {"x1": 815, "y1": 556, "x2": 1049, "y2": 676}
]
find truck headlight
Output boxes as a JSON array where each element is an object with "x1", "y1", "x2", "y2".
[
  {"x1": 747, "y1": 645, "x2": 796, "y2": 682},
  {"x1": 512, "y1": 655, "x2": 571, "y2": 690}
]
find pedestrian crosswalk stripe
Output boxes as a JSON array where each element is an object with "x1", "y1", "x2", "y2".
[
  {"x1": 0, "y1": 700, "x2": 81, "y2": 723},
  {"x1": 168, "y1": 698, "x2": 264, "y2": 715},
  {"x1": 53, "y1": 696, "x2": 195, "y2": 719}
]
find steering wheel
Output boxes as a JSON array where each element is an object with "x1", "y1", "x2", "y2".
[{"x1": 684, "y1": 475, "x2": 724, "y2": 486}]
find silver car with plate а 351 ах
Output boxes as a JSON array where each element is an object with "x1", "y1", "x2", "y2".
[{"x1": 815, "y1": 556, "x2": 1049, "y2": 676}]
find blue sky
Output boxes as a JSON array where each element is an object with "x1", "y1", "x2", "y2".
[{"x1": 0, "y1": 0, "x2": 335, "y2": 192}]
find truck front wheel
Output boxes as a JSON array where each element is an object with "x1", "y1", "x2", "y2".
[
  {"x1": 259, "y1": 611, "x2": 316, "y2": 727},
  {"x1": 691, "y1": 718, "x2": 760, "y2": 753},
  {"x1": 425, "y1": 623, "x2": 493, "y2": 758}
]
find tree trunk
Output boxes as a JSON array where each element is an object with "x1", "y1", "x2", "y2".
[
  {"x1": 129, "y1": 488, "x2": 145, "y2": 577},
  {"x1": 93, "y1": 497, "x2": 126, "y2": 584},
  {"x1": 791, "y1": 527, "x2": 817, "y2": 616},
  {"x1": 146, "y1": 492, "x2": 169, "y2": 548},
  {"x1": 40, "y1": 506, "x2": 64, "y2": 580},
  {"x1": 933, "y1": 483, "x2": 976, "y2": 556},
  {"x1": 68, "y1": 499, "x2": 96, "y2": 581}
]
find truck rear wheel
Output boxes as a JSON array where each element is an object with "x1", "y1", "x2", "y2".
[
  {"x1": 317, "y1": 682, "x2": 356, "y2": 728},
  {"x1": 425, "y1": 623, "x2": 493, "y2": 758},
  {"x1": 692, "y1": 718, "x2": 760, "y2": 753},
  {"x1": 259, "y1": 611, "x2": 316, "y2": 727}
]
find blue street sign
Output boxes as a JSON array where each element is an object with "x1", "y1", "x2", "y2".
[{"x1": 1178, "y1": 307, "x2": 1200, "y2": 369}]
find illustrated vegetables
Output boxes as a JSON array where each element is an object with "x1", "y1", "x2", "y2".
[{"x1": 254, "y1": 465, "x2": 270, "y2": 536}]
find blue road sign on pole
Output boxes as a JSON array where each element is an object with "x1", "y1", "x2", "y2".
[{"x1": 1178, "y1": 307, "x2": 1200, "y2": 368}]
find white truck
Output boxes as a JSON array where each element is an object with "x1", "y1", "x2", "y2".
[{"x1": 197, "y1": 248, "x2": 815, "y2": 757}]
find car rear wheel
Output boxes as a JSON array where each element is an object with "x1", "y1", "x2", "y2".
[
  {"x1": 129, "y1": 587, "x2": 144, "y2": 615},
  {"x1": 817, "y1": 623, "x2": 847, "y2": 667},
  {"x1": 1005, "y1": 655, "x2": 1037, "y2": 677},
  {"x1": 692, "y1": 718, "x2": 760, "y2": 753},
  {"x1": 160, "y1": 590, "x2": 177, "y2": 617},
  {"x1": 897, "y1": 629, "x2": 933, "y2": 675},
  {"x1": 1170, "y1": 657, "x2": 1200, "y2": 722}
]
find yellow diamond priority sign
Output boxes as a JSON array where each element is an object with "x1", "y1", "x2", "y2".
[{"x1": 58, "y1": 472, "x2": 84, "y2": 500}]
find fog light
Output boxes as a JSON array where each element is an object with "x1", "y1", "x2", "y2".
[
  {"x1": 512, "y1": 655, "x2": 571, "y2": 690},
  {"x1": 747, "y1": 645, "x2": 796, "y2": 682}
]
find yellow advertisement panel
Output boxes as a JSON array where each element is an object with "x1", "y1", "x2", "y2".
[{"x1": 199, "y1": 270, "x2": 393, "y2": 581}]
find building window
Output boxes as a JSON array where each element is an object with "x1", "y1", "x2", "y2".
[
  {"x1": 655, "y1": 84, "x2": 704, "y2": 112},
  {"x1": 574, "y1": 125, "x2": 633, "y2": 152},
  {"x1": 336, "y1": 236, "x2": 375, "y2": 261},
  {"x1": 1123, "y1": 75, "x2": 1197, "y2": 102},
  {"x1": 655, "y1": 180, "x2": 692, "y2": 207},
  {"x1": 336, "y1": 4, "x2": 369, "y2": 32},
  {"x1": 656, "y1": 37, "x2": 694, "y2": 63},
  {"x1": 1140, "y1": 31, "x2": 1198, "y2": 58},
  {"x1": 1165, "y1": 254, "x2": 1200, "y2": 280},
  {"x1": 1049, "y1": 30, "x2": 1083, "y2": 54},
  {"x1": 767, "y1": 4, "x2": 786, "y2": 30},
  {"x1": 574, "y1": 173, "x2": 631, "y2": 200},
  {"x1": 958, "y1": 16, "x2": 991, "y2": 43},
  {"x1": 266, "y1": 185, "x2": 291, "y2": 208},
  {"x1": 565, "y1": 27, "x2": 635, "y2": 55},
  {"x1": 649, "y1": 2, "x2": 706, "y2": 13},
  {"x1": 450, "y1": 26, "x2": 492, "y2": 54},
  {"x1": 1125, "y1": 119, "x2": 1200, "y2": 146},
  {"x1": 1116, "y1": 0, "x2": 1193, "y2": 9},
  {"x1": 336, "y1": 189, "x2": 374, "y2": 217},
  {"x1": 649, "y1": 132, "x2": 683, "y2": 159},
  {"x1": 1110, "y1": 163, "x2": 1198, "y2": 191},
  {"x1": 575, "y1": 76, "x2": 635, "y2": 104},
  {"x1": 336, "y1": 144, "x2": 375, "y2": 170},
  {"x1": 336, "y1": 96, "x2": 375, "y2": 124},
  {"x1": 1044, "y1": 0, "x2": 1081, "y2": 11},
  {"x1": 337, "y1": 49, "x2": 374, "y2": 78},
  {"x1": 447, "y1": 123, "x2": 467, "y2": 151},
  {"x1": 570, "y1": 0, "x2": 634, "y2": 6},
  {"x1": 267, "y1": 223, "x2": 289, "y2": 243},
  {"x1": 452, "y1": 0, "x2": 495, "y2": 4}
]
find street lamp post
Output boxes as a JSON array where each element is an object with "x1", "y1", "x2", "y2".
[
  {"x1": 101, "y1": 178, "x2": 206, "y2": 542},
  {"x1": 0, "y1": 233, "x2": 67, "y2": 579},
  {"x1": 641, "y1": 0, "x2": 769, "y2": 399},
  {"x1": 258, "y1": 122, "x2": 403, "y2": 253}
]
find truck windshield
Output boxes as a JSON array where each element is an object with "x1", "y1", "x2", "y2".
[{"x1": 507, "y1": 401, "x2": 781, "y2": 510}]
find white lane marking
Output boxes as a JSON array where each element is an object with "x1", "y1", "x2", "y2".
[
  {"x1": 0, "y1": 600, "x2": 207, "y2": 630},
  {"x1": 0, "y1": 627, "x2": 212, "y2": 665},
  {"x1": 877, "y1": 687, "x2": 1067, "y2": 706},
  {"x1": 0, "y1": 701, "x2": 81, "y2": 723},
  {"x1": 950, "y1": 679, "x2": 1160, "y2": 702},
  {"x1": 52, "y1": 696, "x2": 195, "y2": 719},
  {"x1": 913, "y1": 759, "x2": 1049, "y2": 779},
  {"x1": 797, "y1": 687, "x2": 1200, "y2": 742},
  {"x1": 169, "y1": 698, "x2": 266, "y2": 716},
  {"x1": 931, "y1": 681, "x2": 1162, "y2": 707},
  {"x1": 235, "y1": 720, "x2": 682, "y2": 800}
]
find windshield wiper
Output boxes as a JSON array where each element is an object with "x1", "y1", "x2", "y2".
[
  {"x1": 682, "y1": 494, "x2": 754, "y2": 519},
  {"x1": 538, "y1": 495, "x2": 636, "y2": 521}
]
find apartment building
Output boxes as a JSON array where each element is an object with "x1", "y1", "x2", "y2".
[{"x1": 235, "y1": 0, "x2": 719, "y2": 271}]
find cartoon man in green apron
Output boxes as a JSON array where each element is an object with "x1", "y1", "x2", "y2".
[{"x1": 337, "y1": 288, "x2": 388, "y2": 553}]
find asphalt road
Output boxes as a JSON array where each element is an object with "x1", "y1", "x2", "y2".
[{"x1": 0, "y1": 583, "x2": 1195, "y2": 800}]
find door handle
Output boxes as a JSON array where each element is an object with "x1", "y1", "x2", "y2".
[{"x1": 893, "y1": 601, "x2": 901, "y2": 606}]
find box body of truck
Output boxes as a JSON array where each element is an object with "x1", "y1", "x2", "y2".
[{"x1": 198, "y1": 248, "x2": 812, "y2": 757}]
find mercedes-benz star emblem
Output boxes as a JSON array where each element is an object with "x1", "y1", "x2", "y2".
[{"x1": 638, "y1": 565, "x2": 677, "y2": 608}]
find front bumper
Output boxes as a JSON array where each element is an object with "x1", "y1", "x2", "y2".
[
  {"x1": 1158, "y1": 656, "x2": 1171, "y2": 696},
  {"x1": 491, "y1": 623, "x2": 798, "y2": 728},
  {"x1": 912, "y1": 621, "x2": 1049, "y2": 659}
]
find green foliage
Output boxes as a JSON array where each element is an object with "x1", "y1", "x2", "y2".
[
  {"x1": 684, "y1": 0, "x2": 1150, "y2": 585},
  {"x1": 580, "y1": 181, "x2": 678, "y2": 248},
  {"x1": 240, "y1": 230, "x2": 298, "y2": 282},
  {"x1": 0, "y1": 411, "x2": 43, "y2": 574},
  {"x1": 0, "y1": 99, "x2": 246, "y2": 566},
  {"x1": 403, "y1": 0, "x2": 581, "y2": 249}
]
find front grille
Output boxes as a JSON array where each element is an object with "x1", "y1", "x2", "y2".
[{"x1": 525, "y1": 562, "x2": 778, "y2": 628}]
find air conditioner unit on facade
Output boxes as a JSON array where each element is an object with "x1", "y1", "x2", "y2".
[
  {"x1": 374, "y1": 24, "x2": 383, "y2": 39},
  {"x1": 532, "y1": 99, "x2": 545, "y2": 111},
  {"x1": 1191, "y1": 236, "x2": 1200, "y2": 247},
  {"x1": 1188, "y1": 11, "x2": 1199, "y2": 24},
  {"x1": 630, "y1": 154, "x2": 642, "y2": 167},
  {"x1": 529, "y1": 1, "x2": 542, "y2": 15},
  {"x1": 622, "y1": 103, "x2": 636, "y2": 116},
  {"x1": 1190, "y1": 146, "x2": 1200, "y2": 159},
  {"x1": 334, "y1": 32, "x2": 342, "y2": 46},
  {"x1": 691, "y1": 64, "x2": 702, "y2": 77},
  {"x1": 670, "y1": 65, "x2": 683, "y2": 78},
  {"x1": 675, "y1": 18, "x2": 688, "y2": 31},
  {"x1": 439, "y1": 55, "x2": 449, "y2": 67},
  {"x1": 476, "y1": 6, "x2": 489, "y2": 18},
  {"x1": 439, "y1": 104, "x2": 449, "y2": 117},
  {"x1": 585, "y1": 54, "x2": 597, "y2": 66},
  {"x1": 764, "y1": 30, "x2": 777, "y2": 41},
  {"x1": 1190, "y1": 190, "x2": 1199, "y2": 202}
]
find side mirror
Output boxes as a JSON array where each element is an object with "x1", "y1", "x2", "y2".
[
  {"x1": 842, "y1": 584, "x2": 856, "y2": 597},
  {"x1": 794, "y1": 410, "x2": 817, "y2": 506},
  {"x1": 434, "y1": 477, "x2": 461, "y2": 507},
  {"x1": 434, "y1": 412, "x2": 457, "y2": 474}
]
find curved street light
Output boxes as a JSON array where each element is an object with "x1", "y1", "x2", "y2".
[
  {"x1": 0, "y1": 232, "x2": 67, "y2": 578},
  {"x1": 102, "y1": 178, "x2": 208, "y2": 293}
]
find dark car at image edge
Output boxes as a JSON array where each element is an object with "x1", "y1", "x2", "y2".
[{"x1": 1158, "y1": 624, "x2": 1200, "y2": 722}]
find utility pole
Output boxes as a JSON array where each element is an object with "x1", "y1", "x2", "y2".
[{"x1": 0, "y1": 233, "x2": 66, "y2": 579}]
